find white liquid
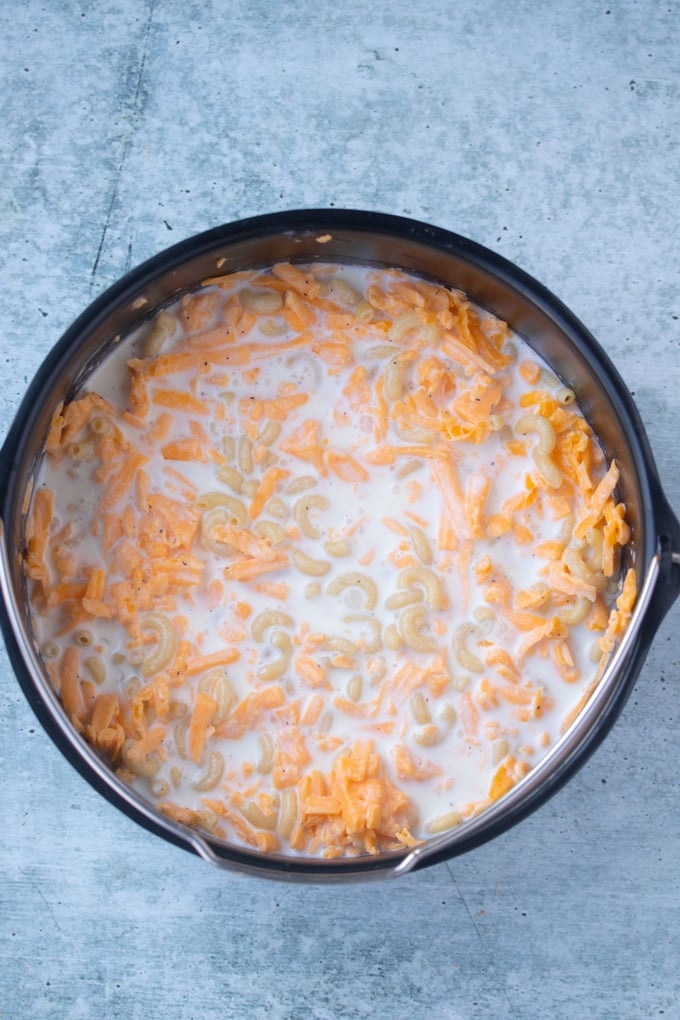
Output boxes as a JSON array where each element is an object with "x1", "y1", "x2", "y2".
[{"x1": 26, "y1": 263, "x2": 627, "y2": 856}]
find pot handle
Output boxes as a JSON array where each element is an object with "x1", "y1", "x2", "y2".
[{"x1": 649, "y1": 489, "x2": 680, "y2": 630}]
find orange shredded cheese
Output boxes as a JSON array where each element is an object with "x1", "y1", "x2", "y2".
[{"x1": 23, "y1": 261, "x2": 636, "y2": 861}]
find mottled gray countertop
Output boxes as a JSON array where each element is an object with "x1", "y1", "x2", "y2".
[{"x1": 1, "y1": 2, "x2": 679, "y2": 1018}]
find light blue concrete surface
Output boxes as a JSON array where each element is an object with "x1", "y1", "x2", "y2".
[{"x1": 1, "y1": 2, "x2": 679, "y2": 1018}]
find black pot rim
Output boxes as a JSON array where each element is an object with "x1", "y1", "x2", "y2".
[{"x1": 1, "y1": 208, "x2": 679, "y2": 880}]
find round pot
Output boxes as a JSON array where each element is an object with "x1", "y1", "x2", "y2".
[{"x1": 1, "y1": 209, "x2": 678, "y2": 880}]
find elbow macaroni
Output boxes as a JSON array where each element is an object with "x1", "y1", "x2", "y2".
[{"x1": 23, "y1": 261, "x2": 636, "y2": 859}]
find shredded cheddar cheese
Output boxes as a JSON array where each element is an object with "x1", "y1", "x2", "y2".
[{"x1": 24, "y1": 263, "x2": 636, "y2": 859}]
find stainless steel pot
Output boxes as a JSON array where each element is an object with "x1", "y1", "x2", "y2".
[{"x1": 1, "y1": 210, "x2": 679, "y2": 880}]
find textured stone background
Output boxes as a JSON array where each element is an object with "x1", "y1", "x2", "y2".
[{"x1": 1, "y1": 2, "x2": 678, "y2": 1018}]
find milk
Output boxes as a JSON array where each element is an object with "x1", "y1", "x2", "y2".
[{"x1": 26, "y1": 263, "x2": 626, "y2": 853}]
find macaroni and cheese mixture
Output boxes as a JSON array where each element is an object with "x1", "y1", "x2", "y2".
[{"x1": 24, "y1": 262, "x2": 636, "y2": 858}]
